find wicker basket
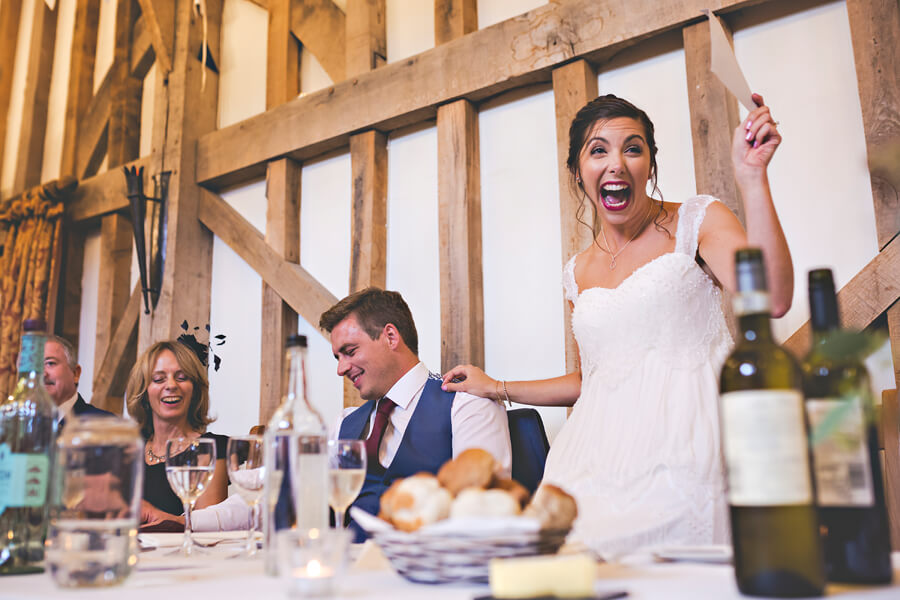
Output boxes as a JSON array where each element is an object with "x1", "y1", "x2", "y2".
[{"x1": 351, "y1": 508, "x2": 569, "y2": 584}]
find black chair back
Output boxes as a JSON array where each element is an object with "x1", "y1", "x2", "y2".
[{"x1": 507, "y1": 408, "x2": 550, "y2": 494}]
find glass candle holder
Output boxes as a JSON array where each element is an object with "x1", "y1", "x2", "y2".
[{"x1": 278, "y1": 528, "x2": 350, "y2": 597}]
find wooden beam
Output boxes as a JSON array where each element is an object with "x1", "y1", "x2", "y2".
[
  {"x1": 434, "y1": 0, "x2": 477, "y2": 46},
  {"x1": 198, "y1": 189, "x2": 338, "y2": 331},
  {"x1": 348, "y1": 132, "x2": 387, "y2": 292},
  {"x1": 94, "y1": 213, "x2": 133, "y2": 377},
  {"x1": 846, "y1": 0, "x2": 900, "y2": 250},
  {"x1": 108, "y1": 0, "x2": 143, "y2": 169},
  {"x1": 61, "y1": 0, "x2": 101, "y2": 179},
  {"x1": 131, "y1": 14, "x2": 155, "y2": 79},
  {"x1": 267, "y1": 0, "x2": 299, "y2": 107},
  {"x1": 552, "y1": 59, "x2": 595, "y2": 375},
  {"x1": 68, "y1": 156, "x2": 151, "y2": 223},
  {"x1": 76, "y1": 69, "x2": 113, "y2": 179},
  {"x1": 683, "y1": 15, "x2": 744, "y2": 225},
  {"x1": 291, "y1": 0, "x2": 346, "y2": 84},
  {"x1": 139, "y1": 0, "x2": 222, "y2": 349},
  {"x1": 197, "y1": 0, "x2": 766, "y2": 189},
  {"x1": 437, "y1": 99, "x2": 483, "y2": 372},
  {"x1": 92, "y1": 284, "x2": 141, "y2": 415},
  {"x1": 0, "y1": 0, "x2": 23, "y2": 187},
  {"x1": 260, "y1": 158, "x2": 301, "y2": 426},
  {"x1": 136, "y1": 0, "x2": 174, "y2": 74},
  {"x1": 12, "y1": 0, "x2": 57, "y2": 193},
  {"x1": 783, "y1": 234, "x2": 900, "y2": 357},
  {"x1": 881, "y1": 389, "x2": 900, "y2": 550},
  {"x1": 345, "y1": 0, "x2": 385, "y2": 78},
  {"x1": 55, "y1": 225, "x2": 86, "y2": 348}
]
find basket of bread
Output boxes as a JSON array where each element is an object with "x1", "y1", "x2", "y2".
[{"x1": 349, "y1": 448, "x2": 577, "y2": 584}]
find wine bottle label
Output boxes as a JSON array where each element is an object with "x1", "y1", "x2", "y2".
[
  {"x1": 721, "y1": 390, "x2": 813, "y2": 505},
  {"x1": 806, "y1": 396, "x2": 874, "y2": 507},
  {"x1": 0, "y1": 444, "x2": 50, "y2": 512}
]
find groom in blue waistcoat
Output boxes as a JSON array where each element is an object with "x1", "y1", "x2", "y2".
[{"x1": 320, "y1": 287, "x2": 512, "y2": 541}]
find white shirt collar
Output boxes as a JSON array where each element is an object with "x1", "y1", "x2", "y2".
[
  {"x1": 382, "y1": 362, "x2": 428, "y2": 410},
  {"x1": 56, "y1": 391, "x2": 79, "y2": 424}
]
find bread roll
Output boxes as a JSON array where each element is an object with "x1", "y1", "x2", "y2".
[
  {"x1": 490, "y1": 477, "x2": 530, "y2": 508},
  {"x1": 450, "y1": 488, "x2": 521, "y2": 519},
  {"x1": 378, "y1": 473, "x2": 452, "y2": 532},
  {"x1": 437, "y1": 448, "x2": 496, "y2": 495},
  {"x1": 522, "y1": 484, "x2": 577, "y2": 530}
]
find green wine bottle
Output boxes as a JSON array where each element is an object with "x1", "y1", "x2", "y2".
[
  {"x1": 802, "y1": 268, "x2": 892, "y2": 584},
  {"x1": 719, "y1": 248, "x2": 825, "y2": 597}
]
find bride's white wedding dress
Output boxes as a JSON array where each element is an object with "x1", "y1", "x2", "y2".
[{"x1": 545, "y1": 195, "x2": 733, "y2": 556}]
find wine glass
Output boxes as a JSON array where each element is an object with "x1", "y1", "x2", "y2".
[
  {"x1": 327, "y1": 440, "x2": 366, "y2": 529},
  {"x1": 226, "y1": 435, "x2": 265, "y2": 557},
  {"x1": 165, "y1": 437, "x2": 216, "y2": 556}
]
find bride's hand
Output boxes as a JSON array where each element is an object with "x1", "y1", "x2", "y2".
[{"x1": 441, "y1": 364, "x2": 499, "y2": 400}]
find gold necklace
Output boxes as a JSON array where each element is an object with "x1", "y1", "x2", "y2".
[
  {"x1": 146, "y1": 443, "x2": 166, "y2": 464},
  {"x1": 599, "y1": 203, "x2": 653, "y2": 269}
]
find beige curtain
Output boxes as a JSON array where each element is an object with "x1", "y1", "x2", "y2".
[{"x1": 0, "y1": 177, "x2": 76, "y2": 396}]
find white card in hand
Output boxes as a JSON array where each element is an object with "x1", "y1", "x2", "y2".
[{"x1": 703, "y1": 8, "x2": 756, "y2": 111}]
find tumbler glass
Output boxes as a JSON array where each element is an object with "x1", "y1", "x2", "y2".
[{"x1": 45, "y1": 416, "x2": 144, "y2": 587}]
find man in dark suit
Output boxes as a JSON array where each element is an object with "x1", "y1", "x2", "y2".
[{"x1": 44, "y1": 335, "x2": 112, "y2": 425}]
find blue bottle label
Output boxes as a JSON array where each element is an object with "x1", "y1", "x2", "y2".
[
  {"x1": 17, "y1": 333, "x2": 46, "y2": 373},
  {"x1": 0, "y1": 443, "x2": 50, "y2": 513}
]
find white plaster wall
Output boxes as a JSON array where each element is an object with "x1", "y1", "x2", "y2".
[
  {"x1": 732, "y1": 0, "x2": 879, "y2": 342},
  {"x1": 208, "y1": 181, "x2": 267, "y2": 436},
  {"x1": 67, "y1": 0, "x2": 895, "y2": 434},
  {"x1": 298, "y1": 151, "x2": 352, "y2": 432},
  {"x1": 479, "y1": 85, "x2": 567, "y2": 440},
  {"x1": 218, "y1": 0, "x2": 267, "y2": 128},
  {"x1": 385, "y1": 124, "x2": 441, "y2": 371},
  {"x1": 77, "y1": 230, "x2": 101, "y2": 403},
  {"x1": 41, "y1": 0, "x2": 76, "y2": 183}
]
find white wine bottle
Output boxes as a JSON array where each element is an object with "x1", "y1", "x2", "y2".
[
  {"x1": 719, "y1": 248, "x2": 825, "y2": 597},
  {"x1": 802, "y1": 268, "x2": 892, "y2": 584}
]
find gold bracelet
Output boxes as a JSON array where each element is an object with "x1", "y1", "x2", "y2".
[{"x1": 502, "y1": 380, "x2": 511, "y2": 405}]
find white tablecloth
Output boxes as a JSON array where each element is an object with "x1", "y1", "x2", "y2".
[{"x1": 2, "y1": 533, "x2": 899, "y2": 599}]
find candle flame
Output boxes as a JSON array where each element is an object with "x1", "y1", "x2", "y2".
[{"x1": 307, "y1": 560, "x2": 322, "y2": 577}]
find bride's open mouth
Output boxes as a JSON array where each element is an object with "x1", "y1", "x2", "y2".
[{"x1": 600, "y1": 182, "x2": 631, "y2": 211}]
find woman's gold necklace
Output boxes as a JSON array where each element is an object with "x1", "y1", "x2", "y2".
[
  {"x1": 599, "y1": 202, "x2": 653, "y2": 270},
  {"x1": 146, "y1": 443, "x2": 166, "y2": 464}
]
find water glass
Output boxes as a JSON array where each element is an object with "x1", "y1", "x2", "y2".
[
  {"x1": 226, "y1": 435, "x2": 265, "y2": 557},
  {"x1": 45, "y1": 416, "x2": 144, "y2": 587},
  {"x1": 165, "y1": 437, "x2": 216, "y2": 556}
]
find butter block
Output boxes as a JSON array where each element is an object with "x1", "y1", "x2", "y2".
[{"x1": 489, "y1": 554, "x2": 596, "y2": 598}]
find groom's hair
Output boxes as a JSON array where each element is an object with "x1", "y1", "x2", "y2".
[{"x1": 319, "y1": 287, "x2": 419, "y2": 356}]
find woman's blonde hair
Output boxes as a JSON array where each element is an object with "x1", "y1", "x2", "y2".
[{"x1": 125, "y1": 340, "x2": 213, "y2": 440}]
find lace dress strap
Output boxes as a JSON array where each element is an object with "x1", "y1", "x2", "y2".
[
  {"x1": 674, "y1": 195, "x2": 719, "y2": 257},
  {"x1": 562, "y1": 253, "x2": 580, "y2": 303}
]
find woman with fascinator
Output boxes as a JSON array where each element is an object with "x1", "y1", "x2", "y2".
[{"x1": 125, "y1": 340, "x2": 232, "y2": 528}]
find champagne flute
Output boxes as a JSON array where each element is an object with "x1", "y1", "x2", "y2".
[
  {"x1": 327, "y1": 440, "x2": 366, "y2": 529},
  {"x1": 165, "y1": 437, "x2": 216, "y2": 556},
  {"x1": 226, "y1": 435, "x2": 265, "y2": 557}
]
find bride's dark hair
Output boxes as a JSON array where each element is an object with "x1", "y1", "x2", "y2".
[{"x1": 566, "y1": 94, "x2": 669, "y2": 239}]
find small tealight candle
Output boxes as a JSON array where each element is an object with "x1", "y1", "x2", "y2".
[
  {"x1": 290, "y1": 560, "x2": 335, "y2": 596},
  {"x1": 279, "y1": 529, "x2": 350, "y2": 598}
]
